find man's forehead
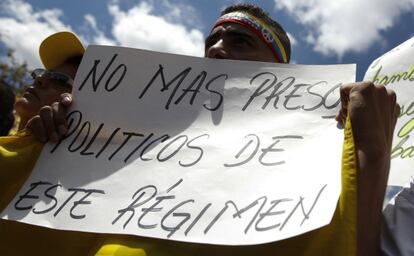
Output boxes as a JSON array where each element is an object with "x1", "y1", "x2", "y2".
[
  {"x1": 208, "y1": 11, "x2": 288, "y2": 63},
  {"x1": 52, "y1": 61, "x2": 78, "y2": 79},
  {"x1": 208, "y1": 23, "x2": 258, "y2": 38}
]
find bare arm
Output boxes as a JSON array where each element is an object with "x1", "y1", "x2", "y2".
[{"x1": 337, "y1": 81, "x2": 400, "y2": 256}]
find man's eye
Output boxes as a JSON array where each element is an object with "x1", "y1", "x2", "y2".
[
  {"x1": 205, "y1": 33, "x2": 220, "y2": 49},
  {"x1": 205, "y1": 39, "x2": 217, "y2": 48},
  {"x1": 231, "y1": 36, "x2": 252, "y2": 47}
]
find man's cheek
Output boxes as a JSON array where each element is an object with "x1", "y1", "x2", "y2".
[{"x1": 44, "y1": 91, "x2": 63, "y2": 105}]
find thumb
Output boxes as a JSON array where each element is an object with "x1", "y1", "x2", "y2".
[{"x1": 59, "y1": 93, "x2": 73, "y2": 106}]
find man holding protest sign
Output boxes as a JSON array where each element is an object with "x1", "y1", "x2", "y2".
[
  {"x1": 0, "y1": 3, "x2": 399, "y2": 256},
  {"x1": 205, "y1": 5, "x2": 399, "y2": 255}
]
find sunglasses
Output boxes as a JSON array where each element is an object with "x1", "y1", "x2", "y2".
[{"x1": 31, "y1": 68, "x2": 74, "y2": 88}]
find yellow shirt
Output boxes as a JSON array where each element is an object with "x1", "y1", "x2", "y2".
[{"x1": 0, "y1": 119, "x2": 357, "y2": 256}]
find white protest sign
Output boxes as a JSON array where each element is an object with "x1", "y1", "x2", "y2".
[
  {"x1": 1, "y1": 46, "x2": 355, "y2": 245},
  {"x1": 364, "y1": 36, "x2": 414, "y2": 186}
]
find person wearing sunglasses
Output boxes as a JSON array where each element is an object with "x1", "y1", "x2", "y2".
[
  {"x1": 14, "y1": 34, "x2": 81, "y2": 136},
  {"x1": 0, "y1": 31, "x2": 98, "y2": 255}
]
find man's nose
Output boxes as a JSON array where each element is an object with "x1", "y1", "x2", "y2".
[
  {"x1": 205, "y1": 39, "x2": 230, "y2": 59},
  {"x1": 34, "y1": 75, "x2": 51, "y2": 88}
]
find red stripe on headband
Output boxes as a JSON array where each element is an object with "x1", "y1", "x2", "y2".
[{"x1": 213, "y1": 18, "x2": 283, "y2": 63}]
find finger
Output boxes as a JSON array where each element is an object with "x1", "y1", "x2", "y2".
[
  {"x1": 394, "y1": 103, "x2": 401, "y2": 124},
  {"x1": 26, "y1": 116, "x2": 47, "y2": 143},
  {"x1": 340, "y1": 110, "x2": 347, "y2": 123},
  {"x1": 52, "y1": 102, "x2": 68, "y2": 136},
  {"x1": 39, "y1": 106, "x2": 59, "y2": 142},
  {"x1": 395, "y1": 103, "x2": 401, "y2": 117},
  {"x1": 389, "y1": 103, "x2": 401, "y2": 141},
  {"x1": 335, "y1": 110, "x2": 347, "y2": 125},
  {"x1": 386, "y1": 88, "x2": 397, "y2": 114},
  {"x1": 350, "y1": 81, "x2": 374, "y2": 94},
  {"x1": 335, "y1": 112, "x2": 341, "y2": 122},
  {"x1": 339, "y1": 83, "x2": 353, "y2": 113},
  {"x1": 348, "y1": 82, "x2": 376, "y2": 114},
  {"x1": 59, "y1": 93, "x2": 73, "y2": 106},
  {"x1": 336, "y1": 83, "x2": 354, "y2": 125}
]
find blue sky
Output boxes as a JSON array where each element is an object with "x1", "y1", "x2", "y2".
[{"x1": 0, "y1": 0, "x2": 413, "y2": 80}]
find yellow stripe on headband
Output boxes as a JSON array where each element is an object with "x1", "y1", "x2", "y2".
[
  {"x1": 213, "y1": 11, "x2": 288, "y2": 63},
  {"x1": 242, "y1": 12, "x2": 288, "y2": 63}
]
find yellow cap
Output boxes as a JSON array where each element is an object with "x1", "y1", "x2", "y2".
[{"x1": 39, "y1": 31, "x2": 85, "y2": 70}]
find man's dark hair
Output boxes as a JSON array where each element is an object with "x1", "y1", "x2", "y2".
[
  {"x1": 0, "y1": 81, "x2": 15, "y2": 136},
  {"x1": 221, "y1": 3, "x2": 291, "y2": 62}
]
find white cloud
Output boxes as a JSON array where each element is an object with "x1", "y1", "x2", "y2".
[
  {"x1": 84, "y1": 14, "x2": 97, "y2": 30},
  {"x1": 287, "y1": 32, "x2": 297, "y2": 47},
  {"x1": 0, "y1": 0, "x2": 204, "y2": 69},
  {"x1": 107, "y1": 2, "x2": 204, "y2": 57},
  {"x1": 0, "y1": 0, "x2": 71, "y2": 67},
  {"x1": 82, "y1": 13, "x2": 116, "y2": 46},
  {"x1": 275, "y1": 0, "x2": 414, "y2": 58},
  {"x1": 156, "y1": 0, "x2": 202, "y2": 29}
]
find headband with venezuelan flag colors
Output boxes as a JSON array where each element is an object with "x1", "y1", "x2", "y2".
[{"x1": 212, "y1": 11, "x2": 288, "y2": 63}]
